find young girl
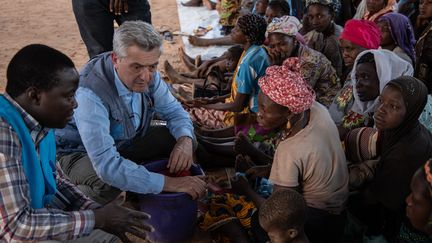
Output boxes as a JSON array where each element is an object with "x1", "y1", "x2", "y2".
[
  {"x1": 187, "y1": 14, "x2": 270, "y2": 132},
  {"x1": 398, "y1": 159, "x2": 432, "y2": 242},
  {"x1": 348, "y1": 76, "x2": 432, "y2": 241}
]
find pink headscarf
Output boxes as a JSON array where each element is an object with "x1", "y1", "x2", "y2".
[
  {"x1": 340, "y1": 19, "x2": 381, "y2": 50},
  {"x1": 259, "y1": 58, "x2": 316, "y2": 114}
]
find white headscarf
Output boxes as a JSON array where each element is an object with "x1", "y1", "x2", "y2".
[{"x1": 351, "y1": 49, "x2": 414, "y2": 115}]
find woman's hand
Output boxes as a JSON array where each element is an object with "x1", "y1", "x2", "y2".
[
  {"x1": 230, "y1": 175, "x2": 253, "y2": 196},
  {"x1": 245, "y1": 165, "x2": 271, "y2": 180}
]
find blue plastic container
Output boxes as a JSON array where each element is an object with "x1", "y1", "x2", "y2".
[{"x1": 139, "y1": 160, "x2": 203, "y2": 243}]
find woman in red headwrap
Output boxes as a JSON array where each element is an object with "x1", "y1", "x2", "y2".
[
  {"x1": 256, "y1": 57, "x2": 348, "y2": 243},
  {"x1": 328, "y1": 19, "x2": 381, "y2": 139},
  {"x1": 200, "y1": 57, "x2": 348, "y2": 243}
]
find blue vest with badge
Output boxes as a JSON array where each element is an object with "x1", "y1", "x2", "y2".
[{"x1": 56, "y1": 52, "x2": 155, "y2": 153}]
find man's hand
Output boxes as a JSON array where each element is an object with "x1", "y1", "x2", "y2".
[
  {"x1": 163, "y1": 175, "x2": 207, "y2": 199},
  {"x1": 93, "y1": 194, "x2": 153, "y2": 243},
  {"x1": 110, "y1": 0, "x2": 129, "y2": 15},
  {"x1": 168, "y1": 136, "x2": 193, "y2": 173}
]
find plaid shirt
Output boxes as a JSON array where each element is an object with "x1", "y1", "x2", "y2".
[{"x1": 0, "y1": 94, "x2": 99, "y2": 242}]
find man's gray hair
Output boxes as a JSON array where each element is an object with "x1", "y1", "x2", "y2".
[{"x1": 113, "y1": 21, "x2": 163, "y2": 57}]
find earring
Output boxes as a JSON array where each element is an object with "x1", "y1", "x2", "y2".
[{"x1": 286, "y1": 120, "x2": 292, "y2": 130}]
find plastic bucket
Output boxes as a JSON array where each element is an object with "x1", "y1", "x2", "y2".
[{"x1": 139, "y1": 160, "x2": 203, "y2": 243}]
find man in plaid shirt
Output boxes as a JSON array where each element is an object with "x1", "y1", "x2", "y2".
[{"x1": 0, "y1": 44, "x2": 153, "y2": 242}]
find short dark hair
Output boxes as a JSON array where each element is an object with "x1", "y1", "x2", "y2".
[
  {"x1": 268, "y1": 0, "x2": 291, "y2": 16},
  {"x1": 6, "y1": 44, "x2": 75, "y2": 98},
  {"x1": 259, "y1": 189, "x2": 307, "y2": 231}
]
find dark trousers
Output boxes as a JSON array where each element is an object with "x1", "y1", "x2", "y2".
[
  {"x1": 72, "y1": 0, "x2": 152, "y2": 58},
  {"x1": 305, "y1": 207, "x2": 346, "y2": 243},
  {"x1": 58, "y1": 126, "x2": 176, "y2": 204}
]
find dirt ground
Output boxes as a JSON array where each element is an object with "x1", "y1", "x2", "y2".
[{"x1": 0, "y1": 0, "x2": 186, "y2": 91}]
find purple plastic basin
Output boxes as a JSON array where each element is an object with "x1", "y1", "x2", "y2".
[{"x1": 139, "y1": 160, "x2": 203, "y2": 243}]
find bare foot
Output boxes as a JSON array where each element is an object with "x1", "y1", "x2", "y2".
[
  {"x1": 203, "y1": 0, "x2": 216, "y2": 9},
  {"x1": 164, "y1": 60, "x2": 205, "y2": 85},
  {"x1": 195, "y1": 55, "x2": 202, "y2": 67},
  {"x1": 178, "y1": 47, "x2": 196, "y2": 72},
  {"x1": 164, "y1": 60, "x2": 184, "y2": 83},
  {"x1": 181, "y1": 0, "x2": 202, "y2": 6},
  {"x1": 188, "y1": 36, "x2": 213, "y2": 47}
]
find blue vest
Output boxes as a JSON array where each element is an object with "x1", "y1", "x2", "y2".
[
  {"x1": 0, "y1": 95, "x2": 57, "y2": 208},
  {"x1": 56, "y1": 53, "x2": 155, "y2": 153}
]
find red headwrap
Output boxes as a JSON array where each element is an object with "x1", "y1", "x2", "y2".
[
  {"x1": 340, "y1": 19, "x2": 381, "y2": 50},
  {"x1": 258, "y1": 58, "x2": 315, "y2": 114}
]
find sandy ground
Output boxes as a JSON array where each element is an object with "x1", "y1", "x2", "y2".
[{"x1": 0, "y1": 0, "x2": 186, "y2": 91}]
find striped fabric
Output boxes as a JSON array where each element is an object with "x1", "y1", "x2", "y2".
[{"x1": 0, "y1": 94, "x2": 97, "y2": 242}]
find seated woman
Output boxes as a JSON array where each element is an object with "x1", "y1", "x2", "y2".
[
  {"x1": 350, "y1": 50, "x2": 413, "y2": 121},
  {"x1": 252, "y1": 0, "x2": 270, "y2": 16},
  {"x1": 348, "y1": 76, "x2": 432, "y2": 242},
  {"x1": 354, "y1": 0, "x2": 397, "y2": 23},
  {"x1": 415, "y1": 0, "x2": 432, "y2": 91},
  {"x1": 303, "y1": 0, "x2": 344, "y2": 77},
  {"x1": 266, "y1": 15, "x2": 340, "y2": 107},
  {"x1": 328, "y1": 19, "x2": 381, "y2": 139},
  {"x1": 399, "y1": 159, "x2": 432, "y2": 242},
  {"x1": 264, "y1": 0, "x2": 291, "y2": 23},
  {"x1": 377, "y1": 12, "x2": 416, "y2": 65},
  {"x1": 187, "y1": 14, "x2": 269, "y2": 132},
  {"x1": 200, "y1": 57, "x2": 349, "y2": 243}
]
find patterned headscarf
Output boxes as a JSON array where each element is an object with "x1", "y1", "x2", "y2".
[
  {"x1": 378, "y1": 13, "x2": 416, "y2": 65},
  {"x1": 266, "y1": 15, "x2": 303, "y2": 38},
  {"x1": 340, "y1": 19, "x2": 381, "y2": 50},
  {"x1": 258, "y1": 57, "x2": 315, "y2": 114},
  {"x1": 237, "y1": 13, "x2": 267, "y2": 45},
  {"x1": 305, "y1": 0, "x2": 341, "y2": 14}
]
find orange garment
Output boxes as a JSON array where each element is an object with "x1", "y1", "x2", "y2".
[
  {"x1": 223, "y1": 50, "x2": 249, "y2": 125},
  {"x1": 362, "y1": 0, "x2": 396, "y2": 22}
]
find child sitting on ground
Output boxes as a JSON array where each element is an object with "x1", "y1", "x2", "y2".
[
  {"x1": 165, "y1": 45, "x2": 243, "y2": 94},
  {"x1": 259, "y1": 189, "x2": 310, "y2": 243}
]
